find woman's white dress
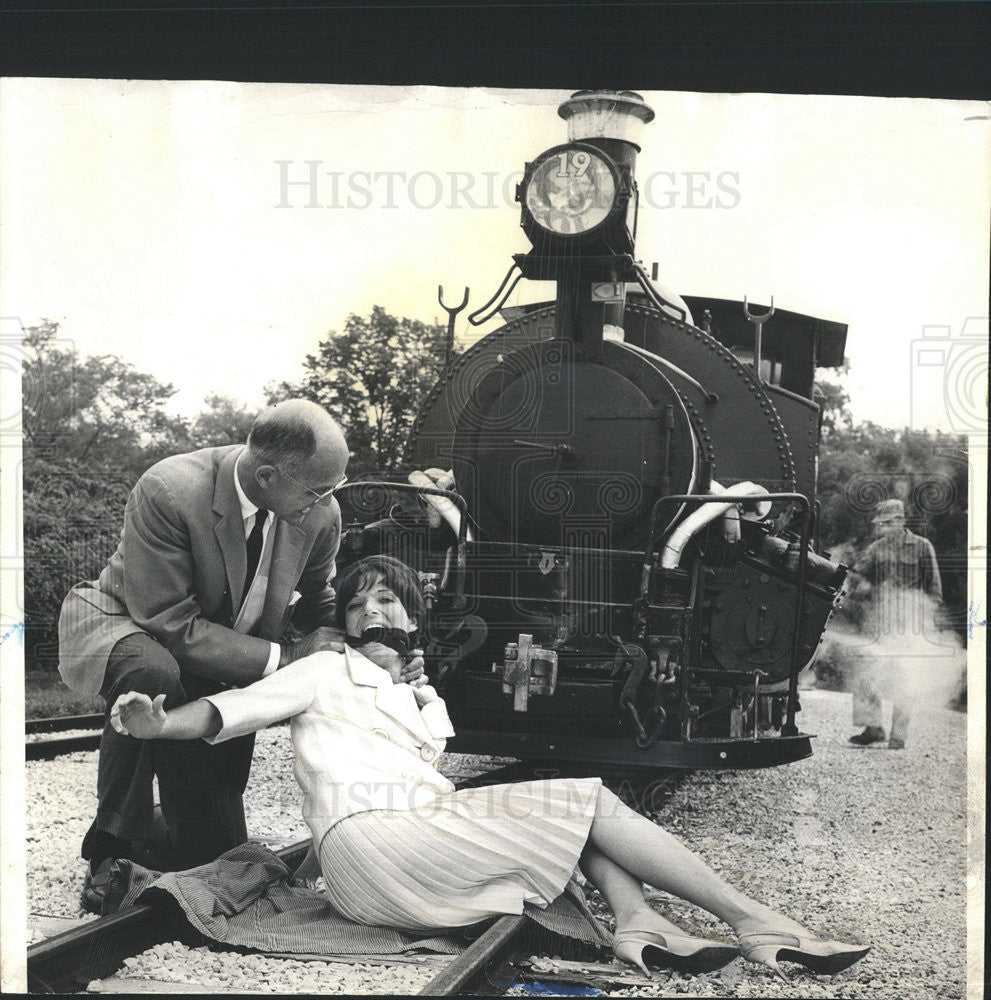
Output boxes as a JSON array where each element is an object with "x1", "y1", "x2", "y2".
[{"x1": 203, "y1": 648, "x2": 602, "y2": 931}]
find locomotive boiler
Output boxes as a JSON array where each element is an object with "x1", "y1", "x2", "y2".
[{"x1": 335, "y1": 90, "x2": 849, "y2": 770}]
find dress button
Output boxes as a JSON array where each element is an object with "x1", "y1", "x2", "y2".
[{"x1": 420, "y1": 745, "x2": 437, "y2": 762}]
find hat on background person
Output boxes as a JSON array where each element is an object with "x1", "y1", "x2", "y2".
[{"x1": 872, "y1": 498, "x2": 906, "y2": 523}]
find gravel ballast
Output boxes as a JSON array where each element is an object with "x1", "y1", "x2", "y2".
[{"x1": 26, "y1": 687, "x2": 968, "y2": 996}]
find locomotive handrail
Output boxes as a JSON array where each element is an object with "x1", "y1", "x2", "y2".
[
  {"x1": 468, "y1": 260, "x2": 523, "y2": 326},
  {"x1": 619, "y1": 338, "x2": 718, "y2": 406},
  {"x1": 335, "y1": 481, "x2": 468, "y2": 609},
  {"x1": 632, "y1": 259, "x2": 689, "y2": 324},
  {"x1": 643, "y1": 491, "x2": 812, "y2": 737}
]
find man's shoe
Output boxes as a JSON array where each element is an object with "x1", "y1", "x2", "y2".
[
  {"x1": 888, "y1": 739, "x2": 905, "y2": 750},
  {"x1": 848, "y1": 726, "x2": 886, "y2": 746},
  {"x1": 80, "y1": 858, "x2": 115, "y2": 915}
]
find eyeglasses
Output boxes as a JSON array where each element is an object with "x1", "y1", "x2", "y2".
[{"x1": 279, "y1": 469, "x2": 349, "y2": 511}]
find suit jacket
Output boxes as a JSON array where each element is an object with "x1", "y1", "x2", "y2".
[
  {"x1": 58, "y1": 444, "x2": 340, "y2": 695},
  {"x1": 203, "y1": 647, "x2": 456, "y2": 847}
]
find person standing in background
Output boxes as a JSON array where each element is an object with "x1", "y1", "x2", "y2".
[{"x1": 848, "y1": 498, "x2": 943, "y2": 750}]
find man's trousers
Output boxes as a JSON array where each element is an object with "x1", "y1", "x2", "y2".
[
  {"x1": 80, "y1": 633, "x2": 255, "y2": 870},
  {"x1": 852, "y1": 660, "x2": 912, "y2": 743}
]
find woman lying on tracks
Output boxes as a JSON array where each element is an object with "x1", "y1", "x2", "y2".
[{"x1": 111, "y1": 554, "x2": 869, "y2": 981}]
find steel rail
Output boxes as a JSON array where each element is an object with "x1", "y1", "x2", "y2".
[
  {"x1": 26, "y1": 714, "x2": 104, "y2": 760},
  {"x1": 419, "y1": 914, "x2": 528, "y2": 996},
  {"x1": 26, "y1": 838, "x2": 308, "y2": 994},
  {"x1": 26, "y1": 714, "x2": 104, "y2": 734},
  {"x1": 26, "y1": 716, "x2": 294, "y2": 761},
  {"x1": 27, "y1": 735, "x2": 102, "y2": 760}
]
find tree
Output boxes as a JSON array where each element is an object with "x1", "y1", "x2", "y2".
[
  {"x1": 267, "y1": 306, "x2": 454, "y2": 476},
  {"x1": 814, "y1": 367, "x2": 854, "y2": 441},
  {"x1": 21, "y1": 320, "x2": 190, "y2": 477},
  {"x1": 816, "y1": 421, "x2": 968, "y2": 653},
  {"x1": 22, "y1": 458, "x2": 131, "y2": 669},
  {"x1": 19, "y1": 321, "x2": 205, "y2": 669},
  {"x1": 189, "y1": 393, "x2": 259, "y2": 449},
  {"x1": 19, "y1": 325, "x2": 263, "y2": 671}
]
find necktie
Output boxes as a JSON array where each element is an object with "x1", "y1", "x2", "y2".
[{"x1": 244, "y1": 509, "x2": 268, "y2": 595}]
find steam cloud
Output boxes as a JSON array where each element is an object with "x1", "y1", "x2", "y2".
[{"x1": 818, "y1": 544, "x2": 966, "y2": 711}]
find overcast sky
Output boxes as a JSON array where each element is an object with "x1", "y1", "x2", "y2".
[{"x1": 1, "y1": 80, "x2": 988, "y2": 434}]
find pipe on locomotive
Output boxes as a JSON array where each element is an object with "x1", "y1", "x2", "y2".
[
  {"x1": 660, "y1": 481, "x2": 771, "y2": 568},
  {"x1": 407, "y1": 469, "x2": 474, "y2": 541}
]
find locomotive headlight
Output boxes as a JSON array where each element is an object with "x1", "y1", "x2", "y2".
[
  {"x1": 518, "y1": 142, "x2": 635, "y2": 255},
  {"x1": 523, "y1": 144, "x2": 618, "y2": 236}
]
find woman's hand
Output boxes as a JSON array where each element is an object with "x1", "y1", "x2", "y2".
[{"x1": 110, "y1": 691, "x2": 168, "y2": 739}]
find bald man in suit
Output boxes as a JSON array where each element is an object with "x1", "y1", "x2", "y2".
[{"x1": 59, "y1": 399, "x2": 419, "y2": 911}]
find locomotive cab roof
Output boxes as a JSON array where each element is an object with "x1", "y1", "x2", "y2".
[{"x1": 680, "y1": 294, "x2": 848, "y2": 399}]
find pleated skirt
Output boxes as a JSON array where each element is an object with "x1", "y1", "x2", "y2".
[{"x1": 318, "y1": 777, "x2": 602, "y2": 931}]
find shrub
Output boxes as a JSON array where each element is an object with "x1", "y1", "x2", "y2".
[{"x1": 22, "y1": 458, "x2": 132, "y2": 670}]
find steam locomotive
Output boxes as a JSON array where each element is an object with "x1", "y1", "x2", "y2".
[{"x1": 335, "y1": 90, "x2": 849, "y2": 770}]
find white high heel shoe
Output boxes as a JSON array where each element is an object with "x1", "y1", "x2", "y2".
[
  {"x1": 738, "y1": 931, "x2": 870, "y2": 981},
  {"x1": 613, "y1": 928, "x2": 738, "y2": 977}
]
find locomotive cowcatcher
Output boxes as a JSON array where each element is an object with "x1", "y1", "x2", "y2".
[{"x1": 334, "y1": 90, "x2": 849, "y2": 770}]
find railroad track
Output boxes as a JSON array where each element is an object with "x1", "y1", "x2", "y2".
[
  {"x1": 27, "y1": 734, "x2": 688, "y2": 994},
  {"x1": 26, "y1": 714, "x2": 104, "y2": 760},
  {"x1": 25, "y1": 760, "x2": 609, "y2": 995},
  {"x1": 25, "y1": 715, "x2": 294, "y2": 760},
  {"x1": 26, "y1": 714, "x2": 105, "y2": 733},
  {"x1": 27, "y1": 835, "x2": 532, "y2": 995}
]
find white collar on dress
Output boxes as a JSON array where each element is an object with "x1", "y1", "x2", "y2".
[{"x1": 344, "y1": 644, "x2": 393, "y2": 689}]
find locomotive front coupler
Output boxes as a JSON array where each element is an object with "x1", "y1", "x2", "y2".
[{"x1": 495, "y1": 634, "x2": 559, "y2": 712}]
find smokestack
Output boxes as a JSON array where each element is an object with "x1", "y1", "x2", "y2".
[{"x1": 557, "y1": 90, "x2": 655, "y2": 171}]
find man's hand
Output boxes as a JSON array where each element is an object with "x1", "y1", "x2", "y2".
[
  {"x1": 404, "y1": 653, "x2": 427, "y2": 688},
  {"x1": 110, "y1": 692, "x2": 168, "y2": 739},
  {"x1": 403, "y1": 652, "x2": 427, "y2": 687},
  {"x1": 279, "y1": 626, "x2": 345, "y2": 668},
  {"x1": 360, "y1": 643, "x2": 426, "y2": 686}
]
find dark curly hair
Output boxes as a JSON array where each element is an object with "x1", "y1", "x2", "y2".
[{"x1": 333, "y1": 555, "x2": 425, "y2": 638}]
